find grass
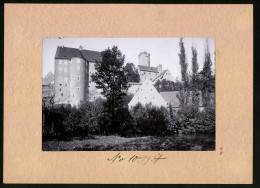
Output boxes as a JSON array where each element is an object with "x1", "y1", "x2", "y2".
[{"x1": 42, "y1": 134, "x2": 215, "y2": 151}]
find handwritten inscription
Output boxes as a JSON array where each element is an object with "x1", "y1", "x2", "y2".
[{"x1": 107, "y1": 153, "x2": 167, "y2": 165}]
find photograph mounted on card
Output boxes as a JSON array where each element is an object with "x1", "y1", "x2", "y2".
[{"x1": 4, "y1": 4, "x2": 252, "y2": 184}]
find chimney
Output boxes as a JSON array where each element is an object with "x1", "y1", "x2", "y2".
[{"x1": 79, "y1": 45, "x2": 84, "y2": 50}]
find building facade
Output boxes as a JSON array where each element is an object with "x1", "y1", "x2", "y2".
[
  {"x1": 54, "y1": 46, "x2": 101, "y2": 106},
  {"x1": 137, "y1": 52, "x2": 174, "y2": 83},
  {"x1": 128, "y1": 80, "x2": 168, "y2": 108}
]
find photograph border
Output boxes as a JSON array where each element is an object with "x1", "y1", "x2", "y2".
[{"x1": 1, "y1": 0, "x2": 258, "y2": 186}]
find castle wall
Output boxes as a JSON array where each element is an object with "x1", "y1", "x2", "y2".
[
  {"x1": 138, "y1": 69, "x2": 158, "y2": 82},
  {"x1": 54, "y1": 59, "x2": 71, "y2": 104},
  {"x1": 69, "y1": 57, "x2": 86, "y2": 106}
]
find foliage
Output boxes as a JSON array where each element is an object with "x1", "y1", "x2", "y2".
[
  {"x1": 130, "y1": 103, "x2": 169, "y2": 135},
  {"x1": 191, "y1": 46, "x2": 200, "y2": 110},
  {"x1": 91, "y1": 46, "x2": 129, "y2": 134},
  {"x1": 154, "y1": 79, "x2": 182, "y2": 92},
  {"x1": 43, "y1": 99, "x2": 105, "y2": 137},
  {"x1": 200, "y1": 39, "x2": 215, "y2": 108},
  {"x1": 124, "y1": 63, "x2": 140, "y2": 83},
  {"x1": 166, "y1": 104, "x2": 215, "y2": 134},
  {"x1": 177, "y1": 38, "x2": 190, "y2": 108},
  {"x1": 178, "y1": 38, "x2": 189, "y2": 87}
]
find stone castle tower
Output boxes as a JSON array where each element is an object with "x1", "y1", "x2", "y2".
[
  {"x1": 138, "y1": 51, "x2": 150, "y2": 66},
  {"x1": 54, "y1": 46, "x2": 101, "y2": 106}
]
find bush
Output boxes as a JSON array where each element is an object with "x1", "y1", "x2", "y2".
[{"x1": 130, "y1": 103, "x2": 169, "y2": 135}]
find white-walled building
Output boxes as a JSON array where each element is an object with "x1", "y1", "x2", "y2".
[
  {"x1": 54, "y1": 46, "x2": 102, "y2": 106},
  {"x1": 128, "y1": 80, "x2": 168, "y2": 108},
  {"x1": 136, "y1": 52, "x2": 174, "y2": 83}
]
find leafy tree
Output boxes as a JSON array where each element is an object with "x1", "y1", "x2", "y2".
[
  {"x1": 124, "y1": 63, "x2": 140, "y2": 82},
  {"x1": 200, "y1": 39, "x2": 214, "y2": 109},
  {"x1": 191, "y1": 46, "x2": 200, "y2": 109},
  {"x1": 177, "y1": 38, "x2": 190, "y2": 108},
  {"x1": 178, "y1": 38, "x2": 189, "y2": 87},
  {"x1": 130, "y1": 103, "x2": 169, "y2": 135},
  {"x1": 91, "y1": 46, "x2": 128, "y2": 134},
  {"x1": 154, "y1": 79, "x2": 181, "y2": 92}
]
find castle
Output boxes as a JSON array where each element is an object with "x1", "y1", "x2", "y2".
[
  {"x1": 52, "y1": 46, "x2": 174, "y2": 107},
  {"x1": 54, "y1": 46, "x2": 101, "y2": 106},
  {"x1": 137, "y1": 51, "x2": 174, "y2": 83}
]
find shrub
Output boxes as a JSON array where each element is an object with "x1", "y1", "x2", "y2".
[{"x1": 130, "y1": 103, "x2": 169, "y2": 135}]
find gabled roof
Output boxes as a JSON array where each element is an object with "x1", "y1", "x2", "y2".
[
  {"x1": 81, "y1": 50, "x2": 101, "y2": 62},
  {"x1": 43, "y1": 72, "x2": 54, "y2": 85},
  {"x1": 160, "y1": 91, "x2": 204, "y2": 108},
  {"x1": 55, "y1": 46, "x2": 84, "y2": 59},
  {"x1": 152, "y1": 70, "x2": 167, "y2": 82},
  {"x1": 138, "y1": 65, "x2": 159, "y2": 73},
  {"x1": 128, "y1": 79, "x2": 167, "y2": 108},
  {"x1": 160, "y1": 91, "x2": 180, "y2": 107},
  {"x1": 55, "y1": 46, "x2": 101, "y2": 61}
]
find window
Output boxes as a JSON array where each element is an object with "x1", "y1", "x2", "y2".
[
  {"x1": 64, "y1": 67, "x2": 67, "y2": 73},
  {"x1": 77, "y1": 76, "x2": 80, "y2": 81},
  {"x1": 58, "y1": 67, "x2": 62, "y2": 72},
  {"x1": 64, "y1": 77, "x2": 67, "y2": 82},
  {"x1": 60, "y1": 88, "x2": 61, "y2": 91},
  {"x1": 65, "y1": 84, "x2": 67, "y2": 87},
  {"x1": 60, "y1": 84, "x2": 62, "y2": 86},
  {"x1": 77, "y1": 65, "x2": 80, "y2": 70},
  {"x1": 64, "y1": 61, "x2": 67, "y2": 65},
  {"x1": 61, "y1": 93, "x2": 63, "y2": 97},
  {"x1": 59, "y1": 60, "x2": 62, "y2": 65},
  {"x1": 77, "y1": 58, "x2": 81, "y2": 63}
]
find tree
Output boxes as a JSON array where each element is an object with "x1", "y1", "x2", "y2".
[
  {"x1": 200, "y1": 39, "x2": 214, "y2": 109},
  {"x1": 91, "y1": 46, "x2": 128, "y2": 134},
  {"x1": 178, "y1": 38, "x2": 189, "y2": 87},
  {"x1": 124, "y1": 63, "x2": 140, "y2": 82},
  {"x1": 177, "y1": 38, "x2": 190, "y2": 108},
  {"x1": 191, "y1": 46, "x2": 200, "y2": 109},
  {"x1": 154, "y1": 79, "x2": 180, "y2": 92}
]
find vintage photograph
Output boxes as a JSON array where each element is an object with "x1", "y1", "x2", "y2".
[{"x1": 42, "y1": 38, "x2": 215, "y2": 151}]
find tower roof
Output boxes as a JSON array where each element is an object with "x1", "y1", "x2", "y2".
[{"x1": 138, "y1": 51, "x2": 150, "y2": 56}]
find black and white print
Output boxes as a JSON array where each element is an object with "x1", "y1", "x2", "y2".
[{"x1": 42, "y1": 38, "x2": 215, "y2": 151}]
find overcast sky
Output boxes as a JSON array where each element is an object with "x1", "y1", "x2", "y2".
[{"x1": 43, "y1": 38, "x2": 215, "y2": 80}]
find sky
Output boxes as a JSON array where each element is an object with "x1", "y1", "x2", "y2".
[{"x1": 43, "y1": 38, "x2": 215, "y2": 80}]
